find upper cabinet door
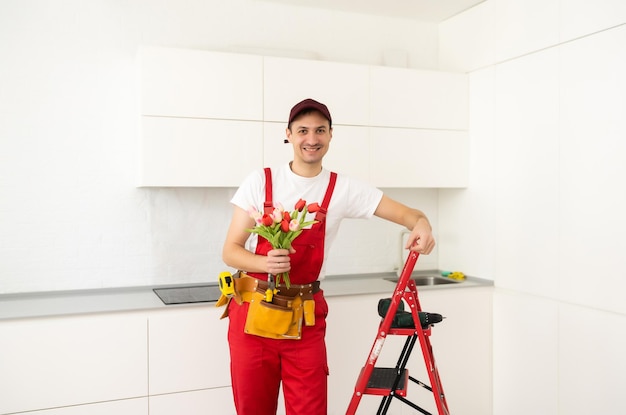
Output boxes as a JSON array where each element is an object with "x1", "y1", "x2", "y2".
[
  {"x1": 370, "y1": 67, "x2": 468, "y2": 130},
  {"x1": 264, "y1": 57, "x2": 370, "y2": 126},
  {"x1": 140, "y1": 47, "x2": 263, "y2": 120}
]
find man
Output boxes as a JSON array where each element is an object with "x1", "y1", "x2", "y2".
[{"x1": 222, "y1": 98, "x2": 435, "y2": 414}]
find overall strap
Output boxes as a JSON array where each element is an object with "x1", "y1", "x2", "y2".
[
  {"x1": 315, "y1": 172, "x2": 337, "y2": 221},
  {"x1": 263, "y1": 168, "x2": 273, "y2": 214}
]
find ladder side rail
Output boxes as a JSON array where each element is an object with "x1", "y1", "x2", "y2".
[
  {"x1": 411, "y1": 300, "x2": 451, "y2": 415},
  {"x1": 429, "y1": 343, "x2": 450, "y2": 415},
  {"x1": 407, "y1": 270, "x2": 451, "y2": 415},
  {"x1": 347, "y1": 280, "x2": 406, "y2": 412},
  {"x1": 376, "y1": 260, "x2": 423, "y2": 415},
  {"x1": 346, "y1": 327, "x2": 387, "y2": 413},
  {"x1": 405, "y1": 279, "x2": 423, "y2": 313}
]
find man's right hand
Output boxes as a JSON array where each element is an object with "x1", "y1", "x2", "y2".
[{"x1": 265, "y1": 248, "x2": 293, "y2": 275}]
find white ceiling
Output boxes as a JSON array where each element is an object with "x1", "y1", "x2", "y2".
[{"x1": 257, "y1": 0, "x2": 485, "y2": 22}]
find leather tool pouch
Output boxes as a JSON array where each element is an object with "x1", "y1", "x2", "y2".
[
  {"x1": 244, "y1": 292, "x2": 304, "y2": 340},
  {"x1": 303, "y1": 299, "x2": 315, "y2": 327}
]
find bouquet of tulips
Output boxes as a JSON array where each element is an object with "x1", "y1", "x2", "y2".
[{"x1": 247, "y1": 199, "x2": 320, "y2": 288}]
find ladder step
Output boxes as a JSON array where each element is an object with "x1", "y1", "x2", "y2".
[
  {"x1": 388, "y1": 326, "x2": 432, "y2": 336},
  {"x1": 362, "y1": 367, "x2": 409, "y2": 397}
]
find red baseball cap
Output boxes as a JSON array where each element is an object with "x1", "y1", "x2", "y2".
[{"x1": 288, "y1": 98, "x2": 332, "y2": 128}]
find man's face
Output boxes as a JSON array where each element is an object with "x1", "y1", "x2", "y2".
[{"x1": 285, "y1": 111, "x2": 333, "y2": 166}]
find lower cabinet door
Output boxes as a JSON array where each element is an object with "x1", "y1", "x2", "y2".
[
  {"x1": 148, "y1": 306, "x2": 231, "y2": 395},
  {"x1": 0, "y1": 313, "x2": 148, "y2": 414}
]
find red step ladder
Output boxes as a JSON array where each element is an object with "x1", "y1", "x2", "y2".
[{"x1": 346, "y1": 251, "x2": 450, "y2": 415}]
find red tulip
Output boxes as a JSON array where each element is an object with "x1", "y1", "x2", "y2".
[
  {"x1": 283, "y1": 211, "x2": 291, "y2": 222},
  {"x1": 295, "y1": 198, "x2": 306, "y2": 212},
  {"x1": 261, "y1": 213, "x2": 274, "y2": 226},
  {"x1": 280, "y1": 219, "x2": 290, "y2": 232},
  {"x1": 307, "y1": 203, "x2": 320, "y2": 213}
]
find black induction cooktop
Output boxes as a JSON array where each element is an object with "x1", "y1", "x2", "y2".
[{"x1": 153, "y1": 284, "x2": 222, "y2": 305}]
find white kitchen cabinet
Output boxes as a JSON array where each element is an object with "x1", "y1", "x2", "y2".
[
  {"x1": 263, "y1": 122, "x2": 371, "y2": 183},
  {"x1": 262, "y1": 122, "x2": 291, "y2": 168},
  {"x1": 322, "y1": 125, "x2": 371, "y2": 183},
  {"x1": 494, "y1": 0, "x2": 559, "y2": 64},
  {"x1": 148, "y1": 306, "x2": 231, "y2": 395},
  {"x1": 370, "y1": 66, "x2": 468, "y2": 131},
  {"x1": 0, "y1": 314, "x2": 148, "y2": 415},
  {"x1": 139, "y1": 117, "x2": 263, "y2": 187},
  {"x1": 264, "y1": 56, "x2": 370, "y2": 126},
  {"x1": 326, "y1": 286, "x2": 492, "y2": 415},
  {"x1": 139, "y1": 47, "x2": 264, "y2": 187},
  {"x1": 150, "y1": 388, "x2": 236, "y2": 415},
  {"x1": 326, "y1": 294, "x2": 393, "y2": 414},
  {"x1": 558, "y1": 26, "x2": 626, "y2": 315},
  {"x1": 414, "y1": 287, "x2": 492, "y2": 415},
  {"x1": 138, "y1": 47, "x2": 468, "y2": 188},
  {"x1": 492, "y1": 290, "x2": 557, "y2": 415},
  {"x1": 18, "y1": 398, "x2": 148, "y2": 415},
  {"x1": 370, "y1": 128, "x2": 469, "y2": 188},
  {"x1": 140, "y1": 47, "x2": 263, "y2": 121}
]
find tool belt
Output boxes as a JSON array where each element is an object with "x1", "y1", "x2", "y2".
[{"x1": 216, "y1": 272, "x2": 320, "y2": 340}]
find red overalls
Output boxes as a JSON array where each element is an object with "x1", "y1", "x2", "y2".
[{"x1": 227, "y1": 168, "x2": 337, "y2": 415}]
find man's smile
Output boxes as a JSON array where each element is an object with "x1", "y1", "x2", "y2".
[{"x1": 303, "y1": 145, "x2": 322, "y2": 152}]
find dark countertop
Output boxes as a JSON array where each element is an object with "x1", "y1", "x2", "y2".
[{"x1": 0, "y1": 271, "x2": 492, "y2": 321}]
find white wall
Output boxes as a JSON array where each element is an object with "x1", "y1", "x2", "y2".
[
  {"x1": 0, "y1": 0, "x2": 440, "y2": 294},
  {"x1": 439, "y1": 0, "x2": 626, "y2": 413}
]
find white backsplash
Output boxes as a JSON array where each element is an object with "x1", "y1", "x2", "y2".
[{"x1": 0, "y1": 184, "x2": 438, "y2": 294}]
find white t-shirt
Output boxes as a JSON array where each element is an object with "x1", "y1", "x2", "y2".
[{"x1": 230, "y1": 163, "x2": 384, "y2": 280}]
